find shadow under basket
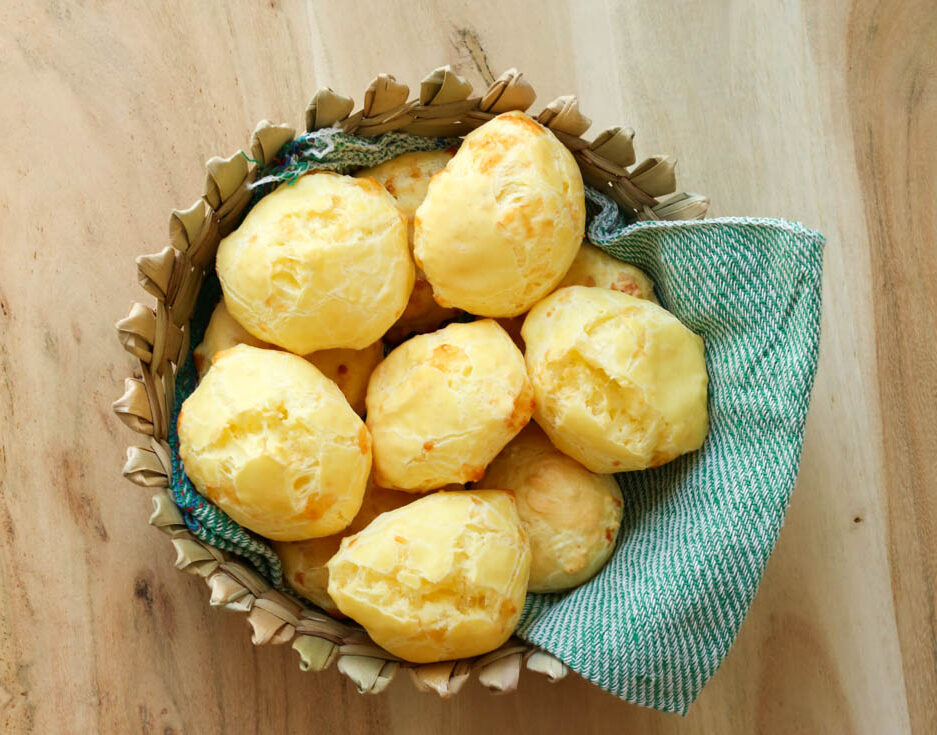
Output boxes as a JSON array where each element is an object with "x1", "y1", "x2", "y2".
[{"x1": 113, "y1": 65, "x2": 712, "y2": 697}]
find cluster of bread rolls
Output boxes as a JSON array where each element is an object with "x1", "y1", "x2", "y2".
[{"x1": 178, "y1": 111, "x2": 709, "y2": 663}]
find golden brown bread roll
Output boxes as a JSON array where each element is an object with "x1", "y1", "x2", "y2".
[
  {"x1": 479, "y1": 424, "x2": 623, "y2": 592},
  {"x1": 366, "y1": 319, "x2": 534, "y2": 491},
  {"x1": 274, "y1": 481, "x2": 413, "y2": 616},
  {"x1": 522, "y1": 286, "x2": 709, "y2": 473},
  {"x1": 177, "y1": 344, "x2": 371, "y2": 541},
  {"x1": 216, "y1": 172, "x2": 413, "y2": 354},
  {"x1": 193, "y1": 301, "x2": 383, "y2": 416},
  {"x1": 558, "y1": 242, "x2": 658, "y2": 302},
  {"x1": 327, "y1": 490, "x2": 531, "y2": 663},
  {"x1": 355, "y1": 150, "x2": 461, "y2": 343},
  {"x1": 413, "y1": 111, "x2": 585, "y2": 316}
]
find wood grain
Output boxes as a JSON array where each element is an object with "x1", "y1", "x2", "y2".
[
  {"x1": 0, "y1": 0, "x2": 934, "y2": 732},
  {"x1": 844, "y1": 2, "x2": 937, "y2": 732}
]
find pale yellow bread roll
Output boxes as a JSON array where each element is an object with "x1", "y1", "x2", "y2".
[
  {"x1": 479, "y1": 423, "x2": 623, "y2": 592},
  {"x1": 216, "y1": 172, "x2": 413, "y2": 354},
  {"x1": 193, "y1": 301, "x2": 383, "y2": 415},
  {"x1": 413, "y1": 111, "x2": 585, "y2": 316},
  {"x1": 522, "y1": 286, "x2": 709, "y2": 473},
  {"x1": 383, "y1": 276, "x2": 460, "y2": 344},
  {"x1": 193, "y1": 300, "x2": 272, "y2": 378},
  {"x1": 558, "y1": 242, "x2": 658, "y2": 302},
  {"x1": 355, "y1": 151, "x2": 460, "y2": 342},
  {"x1": 177, "y1": 344, "x2": 371, "y2": 541},
  {"x1": 327, "y1": 490, "x2": 531, "y2": 663},
  {"x1": 274, "y1": 481, "x2": 414, "y2": 616},
  {"x1": 305, "y1": 342, "x2": 383, "y2": 416},
  {"x1": 355, "y1": 150, "x2": 455, "y2": 227},
  {"x1": 366, "y1": 319, "x2": 534, "y2": 491}
]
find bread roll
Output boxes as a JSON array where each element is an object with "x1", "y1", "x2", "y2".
[
  {"x1": 495, "y1": 315, "x2": 526, "y2": 350},
  {"x1": 193, "y1": 301, "x2": 382, "y2": 415},
  {"x1": 479, "y1": 424, "x2": 623, "y2": 592},
  {"x1": 177, "y1": 344, "x2": 371, "y2": 540},
  {"x1": 327, "y1": 490, "x2": 530, "y2": 663},
  {"x1": 216, "y1": 172, "x2": 413, "y2": 354},
  {"x1": 355, "y1": 150, "x2": 454, "y2": 234},
  {"x1": 522, "y1": 286, "x2": 708, "y2": 473},
  {"x1": 355, "y1": 151, "x2": 460, "y2": 342},
  {"x1": 366, "y1": 319, "x2": 534, "y2": 491},
  {"x1": 193, "y1": 300, "x2": 272, "y2": 378},
  {"x1": 558, "y1": 242, "x2": 658, "y2": 302},
  {"x1": 413, "y1": 111, "x2": 585, "y2": 316},
  {"x1": 274, "y1": 481, "x2": 413, "y2": 616},
  {"x1": 305, "y1": 342, "x2": 383, "y2": 416},
  {"x1": 382, "y1": 277, "x2": 459, "y2": 344}
]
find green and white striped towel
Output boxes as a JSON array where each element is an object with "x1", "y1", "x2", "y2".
[
  {"x1": 170, "y1": 130, "x2": 824, "y2": 714},
  {"x1": 517, "y1": 195, "x2": 824, "y2": 713}
]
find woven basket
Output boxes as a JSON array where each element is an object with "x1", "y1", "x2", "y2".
[{"x1": 113, "y1": 66, "x2": 709, "y2": 697}]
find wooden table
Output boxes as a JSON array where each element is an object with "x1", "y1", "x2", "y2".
[{"x1": 1, "y1": 1, "x2": 934, "y2": 732}]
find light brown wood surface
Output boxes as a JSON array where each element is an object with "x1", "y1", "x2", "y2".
[{"x1": 1, "y1": 1, "x2": 935, "y2": 732}]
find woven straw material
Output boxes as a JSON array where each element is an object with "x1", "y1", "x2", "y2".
[{"x1": 113, "y1": 66, "x2": 822, "y2": 709}]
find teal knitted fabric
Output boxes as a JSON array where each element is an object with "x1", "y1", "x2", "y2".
[
  {"x1": 517, "y1": 191, "x2": 824, "y2": 713},
  {"x1": 169, "y1": 129, "x2": 824, "y2": 714}
]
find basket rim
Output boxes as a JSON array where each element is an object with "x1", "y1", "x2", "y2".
[{"x1": 112, "y1": 64, "x2": 707, "y2": 697}]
